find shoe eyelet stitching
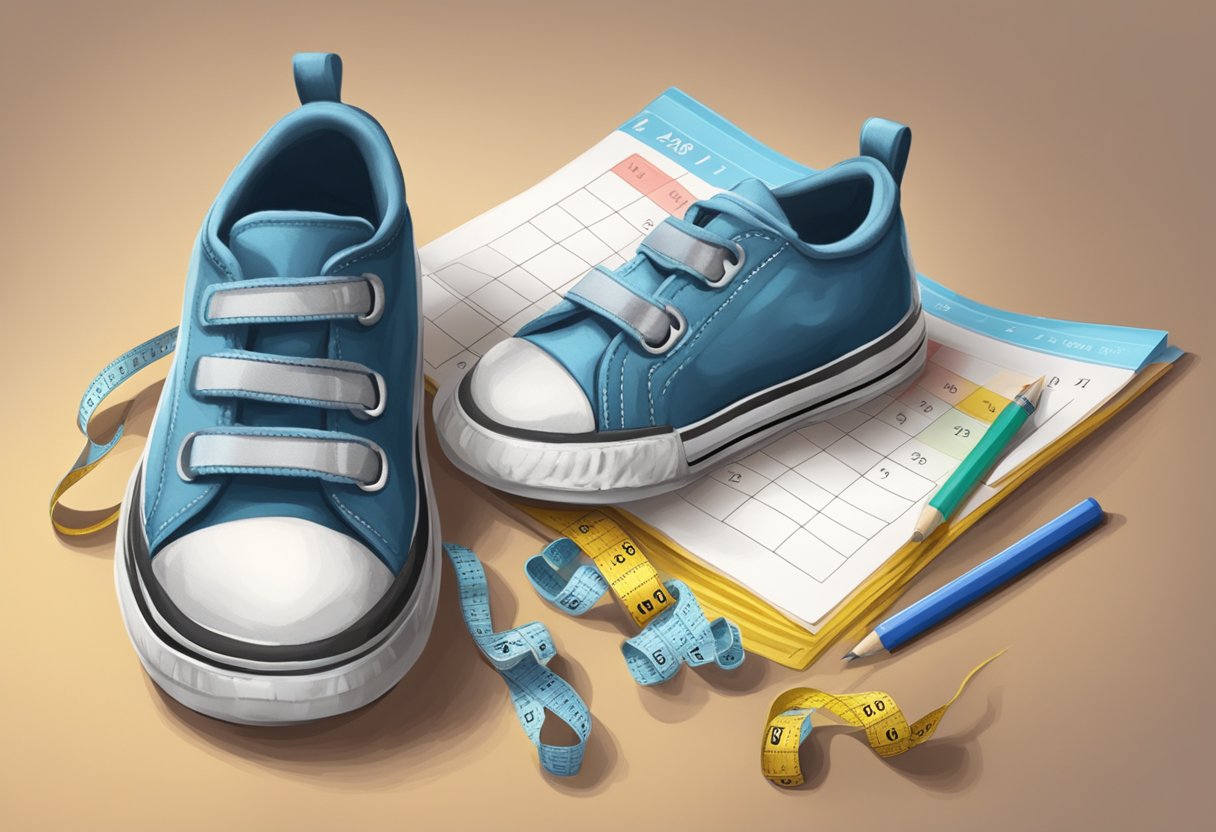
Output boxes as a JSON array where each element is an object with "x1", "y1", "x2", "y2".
[{"x1": 645, "y1": 233, "x2": 787, "y2": 424}]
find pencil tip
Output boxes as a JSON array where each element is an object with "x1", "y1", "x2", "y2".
[
  {"x1": 1022, "y1": 375, "x2": 1046, "y2": 403},
  {"x1": 842, "y1": 652, "x2": 857, "y2": 662},
  {"x1": 911, "y1": 507, "x2": 942, "y2": 542}
]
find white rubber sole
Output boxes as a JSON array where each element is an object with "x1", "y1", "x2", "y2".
[
  {"x1": 113, "y1": 452, "x2": 441, "y2": 725},
  {"x1": 435, "y1": 307, "x2": 927, "y2": 504}
]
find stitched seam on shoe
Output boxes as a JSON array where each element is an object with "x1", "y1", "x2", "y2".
[
  {"x1": 619, "y1": 353, "x2": 628, "y2": 428},
  {"x1": 614, "y1": 255, "x2": 645, "y2": 280},
  {"x1": 150, "y1": 235, "x2": 231, "y2": 523},
  {"x1": 660, "y1": 241, "x2": 787, "y2": 395},
  {"x1": 600, "y1": 344, "x2": 612, "y2": 428},
  {"x1": 333, "y1": 493, "x2": 394, "y2": 551},
  {"x1": 332, "y1": 218, "x2": 405, "y2": 272},
  {"x1": 646, "y1": 235, "x2": 787, "y2": 421},
  {"x1": 232, "y1": 219, "x2": 373, "y2": 235},
  {"x1": 183, "y1": 427, "x2": 375, "y2": 442},
  {"x1": 154, "y1": 488, "x2": 213, "y2": 536},
  {"x1": 593, "y1": 252, "x2": 666, "y2": 426},
  {"x1": 646, "y1": 233, "x2": 783, "y2": 422}
]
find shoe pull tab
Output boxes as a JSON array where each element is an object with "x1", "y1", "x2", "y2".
[
  {"x1": 293, "y1": 52, "x2": 343, "y2": 104},
  {"x1": 860, "y1": 118, "x2": 911, "y2": 185}
]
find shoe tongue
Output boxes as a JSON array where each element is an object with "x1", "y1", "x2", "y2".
[
  {"x1": 224, "y1": 209, "x2": 376, "y2": 434},
  {"x1": 201, "y1": 214, "x2": 377, "y2": 540},
  {"x1": 230, "y1": 210, "x2": 375, "y2": 278}
]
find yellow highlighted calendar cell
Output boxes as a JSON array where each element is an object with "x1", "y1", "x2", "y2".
[{"x1": 957, "y1": 387, "x2": 1010, "y2": 423}]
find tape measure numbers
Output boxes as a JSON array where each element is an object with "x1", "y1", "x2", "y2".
[
  {"x1": 50, "y1": 328, "x2": 177, "y2": 536},
  {"x1": 553, "y1": 509, "x2": 674, "y2": 627},
  {"x1": 444, "y1": 543, "x2": 591, "y2": 777},
  {"x1": 762, "y1": 652, "x2": 1003, "y2": 787},
  {"x1": 526, "y1": 509, "x2": 745, "y2": 686}
]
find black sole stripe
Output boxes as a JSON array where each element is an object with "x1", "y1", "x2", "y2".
[
  {"x1": 680, "y1": 306, "x2": 922, "y2": 442},
  {"x1": 457, "y1": 307, "x2": 921, "y2": 448},
  {"x1": 685, "y1": 334, "x2": 927, "y2": 467}
]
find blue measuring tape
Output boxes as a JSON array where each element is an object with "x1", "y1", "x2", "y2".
[
  {"x1": 50, "y1": 328, "x2": 178, "y2": 535},
  {"x1": 444, "y1": 543, "x2": 591, "y2": 777},
  {"x1": 526, "y1": 537, "x2": 745, "y2": 686}
]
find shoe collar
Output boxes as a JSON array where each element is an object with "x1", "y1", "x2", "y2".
[
  {"x1": 711, "y1": 156, "x2": 900, "y2": 260},
  {"x1": 202, "y1": 102, "x2": 407, "y2": 280}
]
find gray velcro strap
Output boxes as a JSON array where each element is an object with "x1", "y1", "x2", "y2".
[
  {"x1": 185, "y1": 432, "x2": 385, "y2": 487},
  {"x1": 565, "y1": 268, "x2": 672, "y2": 346},
  {"x1": 194, "y1": 353, "x2": 380, "y2": 410},
  {"x1": 205, "y1": 276, "x2": 375, "y2": 323},
  {"x1": 641, "y1": 222, "x2": 734, "y2": 283}
]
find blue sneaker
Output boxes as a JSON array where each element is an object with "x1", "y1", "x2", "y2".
[
  {"x1": 114, "y1": 54, "x2": 439, "y2": 723},
  {"x1": 435, "y1": 119, "x2": 925, "y2": 503}
]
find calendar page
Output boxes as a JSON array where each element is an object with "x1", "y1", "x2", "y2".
[{"x1": 417, "y1": 89, "x2": 1172, "y2": 629}]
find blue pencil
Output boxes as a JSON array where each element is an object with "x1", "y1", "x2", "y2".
[{"x1": 844, "y1": 498, "x2": 1105, "y2": 661}]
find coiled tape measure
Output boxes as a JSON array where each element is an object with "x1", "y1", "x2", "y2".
[
  {"x1": 761, "y1": 652, "x2": 1003, "y2": 787},
  {"x1": 444, "y1": 543, "x2": 591, "y2": 777},
  {"x1": 524, "y1": 509, "x2": 744, "y2": 685}
]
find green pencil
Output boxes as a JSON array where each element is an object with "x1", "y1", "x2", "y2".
[{"x1": 911, "y1": 376, "x2": 1045, "y2": 542}]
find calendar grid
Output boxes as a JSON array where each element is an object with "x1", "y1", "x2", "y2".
[{"x1": 675, "y1": 348, "x2": 1031, "y2": 584}]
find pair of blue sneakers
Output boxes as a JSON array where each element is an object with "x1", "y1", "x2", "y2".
[{"x1": 119, "y1": 53, "x2": 923, "y2": 723}]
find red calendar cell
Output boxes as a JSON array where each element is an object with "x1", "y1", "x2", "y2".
[
  {"x1": 651, "y1": 181, "x2": 697, "y2": 217},
  {"x1": 612, "y1": 154, "x2": 672, "y2": 195}
]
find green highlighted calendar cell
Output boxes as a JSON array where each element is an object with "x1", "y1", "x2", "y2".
[{"x1": 918, "y1": 410, "x2": 990, "y2": 459}]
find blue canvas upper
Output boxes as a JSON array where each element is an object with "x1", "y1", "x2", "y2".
[
  {"x1": 141, "y1": 54, "x2": 421, "y2": 575},
  {"x1": 516, "y1": 119, "x2": 917, "y2": 432}
]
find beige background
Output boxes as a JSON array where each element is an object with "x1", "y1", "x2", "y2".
[{"x1": 2, "y1": 1, "x2": 1213, "y2": 829}]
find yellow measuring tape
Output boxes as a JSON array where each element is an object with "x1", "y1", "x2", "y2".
[
  {"x1": 530, "y1": 507, "x2": 674, "y2": 627},
  {"x1": 762, "y1": 651, "x2": 1003, "y2": 787}
]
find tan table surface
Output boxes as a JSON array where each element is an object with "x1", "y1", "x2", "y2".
[{"x1": 2, "y1": 1, "x2": 1212, "y2": 829}]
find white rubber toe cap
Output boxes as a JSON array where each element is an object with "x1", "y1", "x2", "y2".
[
  {"x1": 152, "y1": 517, "x2": 393, "y2": 645},
  {"x1": 468, "y1": 338, "x2": 595, "y2": 433}
]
